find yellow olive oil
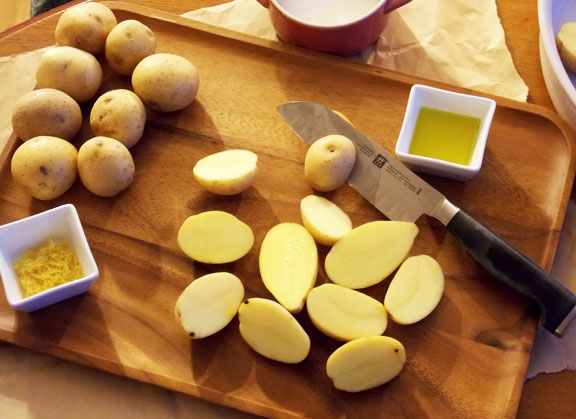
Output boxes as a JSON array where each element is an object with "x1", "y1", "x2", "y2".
[{"x1": 408, "y1": 107, "x2": 481, "y2": 165}]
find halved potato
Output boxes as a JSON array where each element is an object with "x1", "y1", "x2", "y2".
[
  {"x1": 175, "y1": 272, "x2": 245, "y2": 339},
  {"x1": 325, "y1": 221, "x2": 418, "y2": 289},
  {"x1": 300, "y1": 195, "x2": 352, "y2": 246},
  {"x1": 384, "y1": 255, "x2": 444, "y2": 325},
  {"x1": 332, "y1": 110, "x2": 352, "y2": 124},
  {"x1": 193, "y1": 149, "x2": 258, "y2": 195},
  {"x1": 307, "y1": 283, "x2": 387, "y2": 341},
  {"x1": 259, "y1": 223, "x2": 318, "y2": 313},
  {"x1": 238, "y1": 298, "x2": 310, "y2": 363},
  {"x1": 326, "y1": 336, "x2": 406, "y2": 392},
  {"x1": 177, "y1": 211, "x2": 254, "y2": 264}
]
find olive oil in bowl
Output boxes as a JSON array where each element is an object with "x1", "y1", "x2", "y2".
[
  {"x1": 408, "y1": 107, "x2": 481, "y2": 166},
  {"x1": 396, "y1": 84, "x2": 496, "y2": 181}
]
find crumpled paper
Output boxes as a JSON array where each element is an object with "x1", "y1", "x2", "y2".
[
  {"x1": 0, "y1": 48, "x2": 47, "y2": 153},
  {"x1": 526, "y1": 199, "x2": 576, "y2": 379},
  {"x1": 182, "y1": 0, "x2": 529, "y2": 101}
]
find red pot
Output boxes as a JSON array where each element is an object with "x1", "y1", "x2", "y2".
[{"x1": 256, "y1": 0, "x2": 413, "y2": 55}]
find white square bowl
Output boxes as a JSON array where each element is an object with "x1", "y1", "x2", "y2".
[
  {"x1": 0, "y1": 204, "x2": 98, "y2": 312},
  {"x1": 395, "y1": 84, "x2": 496, "y2": 181}
]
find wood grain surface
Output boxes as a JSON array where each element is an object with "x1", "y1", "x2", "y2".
[{"x1": 0, "y1": 1, "x2": 575, "y2": 418}]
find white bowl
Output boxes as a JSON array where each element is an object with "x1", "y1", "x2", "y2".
[
  {"x1": 0, "y1": 204, "x2": 98, "y2": 312},
  {"x1": 538, "y1": 0, "x2": 576, "y2": 131},
  {"x1": 395, "y1": 84, "x2": 496, "y2": 181}
]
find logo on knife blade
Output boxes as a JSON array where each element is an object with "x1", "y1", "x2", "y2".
[{"x1": 373, "y1": 154, "x2": 387, "y2": 168}]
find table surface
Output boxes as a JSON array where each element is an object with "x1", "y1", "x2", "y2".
[{"x1": 0, "y1": 0, "x2": 575, "y2": 418}]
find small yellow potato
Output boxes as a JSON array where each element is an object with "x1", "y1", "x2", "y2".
[
  {"x1": 300, "y1": 195, "x2": 352, "y2": 246},
  {"x1": 11, "y1": 88, "x2": 82, "y2": 141},
  {"x1": 326, "y1": 336, "x2": 406, "y2": 393},
  {"x1": 11, "y1": 136, "x2": 77, "y2": 200},
  {"x1": 177, "y1": 211, "x2": 254, "y2": 264},
  {"x1": 307, "y1": 283, "x2": 387, "y2": 342},
  {"x1": 90, "y1": 89, "x2": 146, "y2": 149},
  {"x1": 175, "y1": 272, "x2": 245, "y2": 339},
  {"x1": 384, "y1": 255, "x2": 444, "y2": 325},
  {"x1": 132, "y1": 53, "x2": 200, "y2": 112},
  {"x1": 556, "y1": 21, "x2": 576, "y2": 72},
  {"x1": 304, "y1": 134, "x2": 356, "y2": 192},
  {"x1": 238, "y1": 298, "x2": 310, "y2": 363},
  {"x1": 36, "y1": 46, "x2": 103, "y2": 103},
  {"x1": 333, "y1": 110, "x2": 352, "y2": 124},
  {"x1": 105, "y1": 19, "x2": 157, "y2": 76},
  {"x1": 55, "y1": 3, "x2": 117, "y2": 55},
  {"x1": 325, "y1": 221, "x2": 419, "y2": 289},
  {"x1": 259, "y1": 223, "x2": 318, "y2": 313},
  {"x1": 77, "y1": 136, "x2": 135, "y2": 197},
  {"x1": 193, "y1": 149, "x2": 258, "y2": 195}
]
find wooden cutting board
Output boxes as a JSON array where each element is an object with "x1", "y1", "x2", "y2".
[{"x1": 0, "y1": 3, "x2": 575, "y2": 418}]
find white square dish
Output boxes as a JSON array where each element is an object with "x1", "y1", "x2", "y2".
[
  {"x1": 0, "y1": 204, "x2": 98, "y2": 312},
  {"x1": 395, "y1": 84, "x2": 496, "y2": 181}
]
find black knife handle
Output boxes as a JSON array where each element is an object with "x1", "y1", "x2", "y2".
[{"x1": 446, "y1": 209, "x2": 576, "y2": 336}]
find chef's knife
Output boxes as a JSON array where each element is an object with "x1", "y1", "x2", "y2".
[{"x1": 277, "y1": 101, "x2": 576, "y2": 337}]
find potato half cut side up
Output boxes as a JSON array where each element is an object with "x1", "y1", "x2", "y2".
[{"x1": 177, "y1": 211, "x2": 254, "y2": 264}]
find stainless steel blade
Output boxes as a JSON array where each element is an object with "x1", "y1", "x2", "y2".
[{"x1": 277, "y1": 101, "x2": 451, "y2": 223}]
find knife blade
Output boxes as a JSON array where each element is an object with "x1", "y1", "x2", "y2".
[{"x1": 277, "y1": 101, "x2": 576, "y2": 337}]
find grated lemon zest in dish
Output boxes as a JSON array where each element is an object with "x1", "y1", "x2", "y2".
[{"x1": 14, "y1": 239, "x2": 83, "y2": 298}]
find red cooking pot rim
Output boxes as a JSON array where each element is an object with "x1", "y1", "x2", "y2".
[{"x1": 269, "y1": 0, "x2": 388, "y2": 29}]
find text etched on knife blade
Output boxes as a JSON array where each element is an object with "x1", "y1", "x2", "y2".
[
  {"x1": 357, "y1": 143, "x2": 374, "y2": 158},
  {"x1": 385, "y1": 164, "x2": 422, "y2": 195}
]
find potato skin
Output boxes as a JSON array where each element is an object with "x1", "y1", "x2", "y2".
[
  {"x1": 90, "y1": 89, "x2": 146, "y2": 149},
  {"x1": 36, "y1": 46, "x2": 103, "y2": 103},
  {"x1": 556, "y1": 22, "x2": 576, "y2": 73},
  {"x1": 193, "y1": 149, "x2": 258, "y2": 195},
  {"x1": 55, "y1": 3, "x2": 117, "y2": 55},
  {"x1": 132, "y1": 53, "x2": 199, "y2": 112},
  {"x1": 11, "y1": 88, "x2": 82, "y2": 141},
  {"x1": 11, "y1": 136, "x2": 78, "y2": 200},
  {"x1": 78, "y1": 137, "x2": 135, "y2": 197},
  {"x1": 105, "y1": 20, "x2": 156, "y2": 76},
  {"x1": 304, "y1": 135, "x2": 356, "y2": 192}
]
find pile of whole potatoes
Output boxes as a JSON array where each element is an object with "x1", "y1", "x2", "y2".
[{"x1": 10, "y1": 3, "x2": 200, "y2": 199}]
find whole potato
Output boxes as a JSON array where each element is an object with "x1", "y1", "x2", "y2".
[
  {"x1": 132, "y1": 53, "x2": 199, "y2": 112},
  {"x1": 556, "y1": 21, "x2": 576, "y2": 73},
  {"x1": 11, "y1": 136, "x2": 78, "y2": 200},
  {"x1": 78, "y1": 136, "x2": 135, "y2": 197},
  {"x1": 90, "y1": 89, "x2": 146, "y2": 149},
  {"x1": 11, "y1": 88, "x2": 82, "y2": 141},
  {"x1": 304, "y1": 135, "x2": 356, "y2": 192},
  {"x1": 36, "y1": 46, "x2": 103, "y2": 103},
  {"x1": 55, "y1": 3, "x2": 117, "y2": 55},
  {"x1": 105, "y1": 20, "x2": 156, "y2": 76}
]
